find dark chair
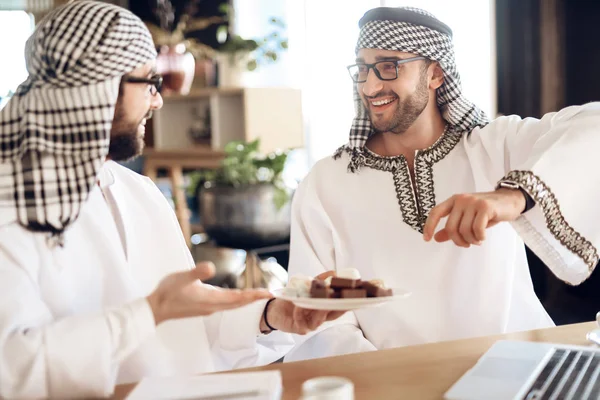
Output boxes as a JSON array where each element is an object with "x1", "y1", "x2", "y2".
[{"x1": 528, "y1": 247, "x2": 600, "y2": 325}]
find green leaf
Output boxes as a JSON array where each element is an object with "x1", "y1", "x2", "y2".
[
  {"x1": 194, "y1": 138, "x2": 292, "y2": 204},
  {"x1": 247, "y1": 59, "x2": 258, "y2": 71},
  {"x1": 224, "y1": 140, "x2": 242, "y2": 154},
  {"x1": 218, "y1": 3, "x2": 230, "y2": 15},
  {"x1": 265, "y1": 51, "x2": 277, "y2": 61},
  {"x1": 247, "y1": 138, "x2": 261, "y2": 153},
  {"x1": 244, "y1": 39, "x2": 259, "y2": 51},
  {"x1": 280, "y1": 40, "x2": 288, "y2": 49}
]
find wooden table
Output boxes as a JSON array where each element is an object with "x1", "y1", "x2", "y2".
[{"x1": 113, "y1": 322, "x2": 597, "y2": 400}]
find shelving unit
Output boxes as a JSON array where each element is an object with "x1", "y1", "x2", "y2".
[
  {"x1": 151, "y1": 86, "x2": 304, "y2": 154},
  {"x1": 143, "y1": 86, "x2": 305, "y2": 245}
]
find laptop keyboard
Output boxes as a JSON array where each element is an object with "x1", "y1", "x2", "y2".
[{"x1": 522, "y1": 348, "x2": 600, "y2": 400}]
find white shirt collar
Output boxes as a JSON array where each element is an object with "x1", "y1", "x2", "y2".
[{"x1": 97, "y1": 161, "x2": 116, "y2": 188}]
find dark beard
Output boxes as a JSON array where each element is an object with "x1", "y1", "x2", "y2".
[
  {"x1": 108, "y1": 107, "x2": 151, "y2": 161},
  {"x1": 367, "y1": 70, "x2": 430, "y2": 135},
  {"x1": 108, "y1": 133, "x2": 144, "y2": 162}
]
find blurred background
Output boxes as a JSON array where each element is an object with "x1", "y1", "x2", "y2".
[{"x1": 1, "y1": 0, "x2": 598, "y2": 324}]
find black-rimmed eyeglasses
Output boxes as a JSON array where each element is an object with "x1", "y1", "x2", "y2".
[
  {"x1": 347, "y1": 56, "x2": 427, "y2": 83},
  {"x1": 122, "y1": 74, "x2": 163, "y2": 95}
]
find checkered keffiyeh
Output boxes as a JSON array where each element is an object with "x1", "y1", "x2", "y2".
[
  {"x1": 335, "y1": 7, "x2": 489, "y2": 171},
  {"x1": 0, "y1": 0, "x2": 156, "y2": 242}
]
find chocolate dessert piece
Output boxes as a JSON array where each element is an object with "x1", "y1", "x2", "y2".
[
  {"x1": 311, "y1": 287, "x2": 336, "y2": 298},
  {"x1": 330, "y1": 277, "x2": 361, "y2": 289},
  {"x1": 307, "y1": 277, "x2": 390, "y2": 299},
  {"x1": 310, "y1": 279, "x2": 335, "y2": 298},
  {"x1": 361, "y1": 281, "x2": 393, "y2": 297},
  {"x1": 340, "y1": 288, "x2": 367, "y2": 298}
]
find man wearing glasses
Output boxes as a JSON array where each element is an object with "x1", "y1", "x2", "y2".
[
  {"x1": 113, "y1": 71, "x2": 163, "y2": 161},
  {"x1": 0, "y1": 2, "x2": 342, "y2": 398},
  {"x1": 284, "y1": 6, "x2": 600, "y2": 362}
]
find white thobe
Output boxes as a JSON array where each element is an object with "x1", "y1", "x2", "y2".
[
  {"x1": 0, "y1": 161, "x2": 294, "y2": 399},
  {"x1": 284, "y1": 103, "x2": 600, "y2": 362}
]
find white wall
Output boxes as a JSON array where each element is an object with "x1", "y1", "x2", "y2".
[
  {"x1": 383, "y1": 0, "x2": 497, "y2": 119},
  {"x1": 0, "y1": 11, "x2": 33, "y2": 109}
]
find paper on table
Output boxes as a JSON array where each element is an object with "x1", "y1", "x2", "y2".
[{"x1": 126, "y1": 370, "x2": 282, "y2": 400}]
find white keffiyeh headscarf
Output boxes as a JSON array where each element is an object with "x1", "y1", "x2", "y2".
[
  {"x1": 335, "y1": 7, "x2": 489, "y2": 172},
  {"x1": 0, "y1": 0, "x2": 156, "y2": 243}
]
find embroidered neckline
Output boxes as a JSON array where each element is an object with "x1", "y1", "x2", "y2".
[{"x1": 348, "y1": 126, "x2": 462, "y2": 233}]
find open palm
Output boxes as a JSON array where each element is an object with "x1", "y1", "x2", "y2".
[{"x1": 147, "y1": 262, "x2": 272, "y2": 325}]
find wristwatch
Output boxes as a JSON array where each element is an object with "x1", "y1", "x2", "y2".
[{"x1": 496, "y1": 180, "x2": 536, "y2": 213}]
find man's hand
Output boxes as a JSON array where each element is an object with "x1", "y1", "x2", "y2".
[
  {"x1": 147, "y1": 262, "x2": 273, "y2": 325},
  {"x1": 260, "y1": 271, "x2": 346, "y2": 335},
  {"x1": 422, "y1": 188, "x2": 526, "y2": 247}
]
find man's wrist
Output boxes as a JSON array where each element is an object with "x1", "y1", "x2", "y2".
[
  {"x1": 259, "y1": 312, "x2": 269, "y2": 333},
  {"x1": 496, "y1": 181, "x2": 535, "y2": 213},
  {"x1": 260, "y1": 298, "x2": 278, "y2": 334},
  {"x1": 146, "y1": 293, "x2": 164, "y2": 326}
]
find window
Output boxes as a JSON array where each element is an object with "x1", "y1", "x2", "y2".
[
  {"x1": 207, "y1": 1, "x2": 495, "y2": 164},
  {"x1": 0, "y1": 11, "x2": 34, "y2": 110}
]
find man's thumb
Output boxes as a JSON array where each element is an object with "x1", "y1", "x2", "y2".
[
  {"x1": 165, "y1": 262, "x2": 216, "y2": 289},
  {"x1": 192, "y1": 261, "x2": 216, "y2": 281}
]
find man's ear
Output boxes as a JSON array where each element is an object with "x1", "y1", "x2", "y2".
[{"x1": 429, "y1": 62, "x2": 444, "y2": 90}]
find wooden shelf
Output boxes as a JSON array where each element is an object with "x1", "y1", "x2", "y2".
[
  {"x1": 162, "y1": 87, "x2": 244, "y2": 102},
  {"x1": 143, "y1": 146, "x2": 225, "y2": 169},
  {"x1": 152, "y1": 86, "x2": 304, "y2": 155}
]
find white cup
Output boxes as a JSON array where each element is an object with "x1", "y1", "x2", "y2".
[{"x1": 300, "y1": 376, "x2": 354, "y2": 400}]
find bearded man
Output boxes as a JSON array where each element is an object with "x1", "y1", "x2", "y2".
[{"x1": 284, "y1": 6, "x2": 600, "y2": 362}]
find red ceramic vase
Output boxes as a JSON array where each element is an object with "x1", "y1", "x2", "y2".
[{"x1": 156, "y1": 44, "x2": 195, "y2": 95}]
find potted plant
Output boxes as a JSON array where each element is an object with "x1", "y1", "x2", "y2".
[
  {"x1": 142, "y1": 0, "x2": 289, "y2": 90},
  {"x1": 188, "y1": 139, "x2": 294, "y2": 249}
]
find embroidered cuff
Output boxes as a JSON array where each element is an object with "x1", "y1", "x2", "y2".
[{"x1": 499, "y1": 170, "x2": 598, "y2": 271}]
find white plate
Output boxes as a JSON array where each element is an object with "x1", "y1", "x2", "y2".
[{"x1": 272, "y1": 287, "x2": 411, "y2": 311}]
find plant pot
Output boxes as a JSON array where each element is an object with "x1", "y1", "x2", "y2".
[
  {"x1": 156, "y1": 44, "x2": 195, "y2": 95},
  {"x1": 199, "y1": 183, "x2": 292, "y2": 249},
  {"x1": 189, "y1": 244, "x2": 247, "y2": 288},
  {"x1": 192, "y1": 58, "x2": 217, "y2": 89}
]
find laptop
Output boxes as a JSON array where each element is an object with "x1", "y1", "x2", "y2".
[{"x1": 444, "y1": 339, "x2": 600, "y2": 400}]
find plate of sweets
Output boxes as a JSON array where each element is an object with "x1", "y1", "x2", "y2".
[{"x1": 273, "y1": 268, "x2": 411, "y2": 311}]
